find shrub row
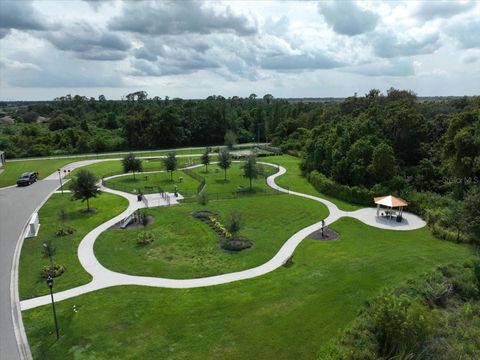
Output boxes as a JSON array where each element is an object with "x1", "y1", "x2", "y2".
[{"x1": 308, "y1": 170, "x2": 374, "y2": 206}]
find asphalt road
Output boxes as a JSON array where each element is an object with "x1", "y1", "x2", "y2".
[{"x1": 0, "y1": 180, "x2": 59, "y2": 360}]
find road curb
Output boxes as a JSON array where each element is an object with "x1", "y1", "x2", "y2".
[{"x1": 10, "y1": 181, "x2": 60, "y2": 360}]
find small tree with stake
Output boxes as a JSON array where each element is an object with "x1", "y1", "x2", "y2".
[
  {"x1": 122, "y1": 153, "x2": 143, "y2": 180},
  {"x1": 242, "y1": 154, "x2": 259, "y2": 191},
  {"x1": 70, "y1": 170, "x2": 100, "y2": 212},
  {"x1": 163, "y1": 152, "x2": 177, "y2": 181},
  {"x1": 201, "y1": 148, "x2": 210, "y2": 173},
  {"x1": 218, "y1": 149, "x2": 232, "y2": 181}
]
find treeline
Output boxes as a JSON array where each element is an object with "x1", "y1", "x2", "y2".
[
  {"x1": 0, "y1": 92, "x2": 299, "y2": 158},
  {"x1": 275, "y1": 89, "x2": 480, "y2": 244},
  {"x1": 0, "y1": 89, "x2": 478, "y2": 242}
]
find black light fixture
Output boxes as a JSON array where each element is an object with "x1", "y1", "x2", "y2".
[{"x1": 46, "y1": 275, "x2": 60, "y2": 340}]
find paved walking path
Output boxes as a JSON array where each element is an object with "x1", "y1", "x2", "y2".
[{"x1": 20, "y1": 162, "x2": 425, "y2": 311}]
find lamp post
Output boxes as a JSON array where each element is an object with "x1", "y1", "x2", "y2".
[
  {"x1": 57, "y1": 169, "x2": 64, "y2": 194},
  {"x1": 46, "y1": 276, "x2": 60, "y2": 340}
]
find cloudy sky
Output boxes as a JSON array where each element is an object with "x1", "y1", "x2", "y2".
[{"x1": 0, "y1": 0, "x2": 479, "y2": 100}]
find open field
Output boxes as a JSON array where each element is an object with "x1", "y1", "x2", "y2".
[
  {"x1": 23, "y1": 217, "x2": 474, "y2": 359},
  {"x1": 19, "y1": 192, "x2": 128, "y2": 300},
  {"x1": 105, "y1": 169, "x2": 200, "y2": 195},
  {"x1": 94, "y1": 195, "x2": 328, "y2": 278}
]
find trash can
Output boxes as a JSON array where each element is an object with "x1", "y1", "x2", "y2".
[
  {"x1": 396, "y1": 215, "x2": 402, "y2": 222},
  {"x1": 137, "y1": 194, "x2": 142, "y2": 202}
]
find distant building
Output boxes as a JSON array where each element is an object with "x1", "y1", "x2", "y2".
[{"x1": 0, "y1": 151, "x2": 5, "y2": 168}]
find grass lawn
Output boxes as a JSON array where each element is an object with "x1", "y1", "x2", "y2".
[
  {"x1": 69, "y1": 156, "x2": 204, "y2": 180},
  {"x1": 266, "y1": 155, "x2": 363, "y2": 211},
  {"x1": 105, "y1": 169, "x2": 200, "y2": 195},
  {"x1": 94, "y1": 195, "x2": 329, "y2": 278},
  {"x1": 190, "y1": 161, "x2": 276, "y2": 195},
  {"x1": 0, "y1": 158, "x2": 76, "y2": 188},
  {"x1": 19, "y1": 192, "x2": 128, "y2": 300},
  {"x1": 23, "y1": 217, "x2": 474, "y2": 359}
]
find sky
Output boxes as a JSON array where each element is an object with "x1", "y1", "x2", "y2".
[{"x1": 0, "y1": 0, "x2": 479, "y2": 101}]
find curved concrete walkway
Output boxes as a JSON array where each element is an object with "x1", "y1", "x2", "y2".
[{"x1": 20, "y1": 162, "x2": 425, "y2": 311}]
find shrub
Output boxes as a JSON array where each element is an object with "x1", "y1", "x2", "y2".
[
  {"x1": 137, "y1": 231, "x2": 154, "y2": 245},
  {"x1": 40, "y1": 263, "x2": 65, "y2": 278},
  {"x1": 370, "y1": 294, "x2": 438, "y2": 357},
  {"x1": 55, "y1": 227, "x2": 75, "y2": 237},
  {"x1": 308, "y1": 171, "x2": 374, "y2": 206},
  {"x1": 226, "y1": 211, "x2": 242, "y2": 236}
]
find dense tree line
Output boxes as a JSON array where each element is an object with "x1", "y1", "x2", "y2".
[
  {"x1": 277, "y1": 89, "x2": 480, "y2": 244},
  {"x1": 0, "y1": 90, "x2": 478, "y2": 241},
  {"x1": 0, "y1": 92, "x2": 290, "y2": 158}
]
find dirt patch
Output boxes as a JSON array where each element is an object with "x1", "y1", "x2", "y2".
[
  {"x1": 109, "y1": 215, "x2": 155, "y2": 230},
  {"x1": 308, "y1": 227, "x2": 339, "y2": 241}
]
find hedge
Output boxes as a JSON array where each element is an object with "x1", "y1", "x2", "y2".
[{"x1": 307, "y1": 170, "x2": 374, "y2": 206}]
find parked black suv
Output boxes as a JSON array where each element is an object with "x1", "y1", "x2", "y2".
[{"x1": 16, "y1": 172, "x2": 38, "y2": 186}]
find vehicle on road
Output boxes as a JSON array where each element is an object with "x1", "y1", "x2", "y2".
[{"x1": 16, "y1": 172, "x2": 38, "y2": 186}]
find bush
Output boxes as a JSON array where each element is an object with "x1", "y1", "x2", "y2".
[
  {"x1": 226, "y1": 211, "x2": 242, "y2": 236},
  {"x1": 55, "y1": 227, "x2": 75, "y2": 237},
  {"x1": 40, "y1": 263, "x2": 65, "y2": 278},
  {"x1": 370, "y1": 294, "x2": 438, "y2": 357},
  {"x1": 137, "y1": 231, "x2": 154, "y2": 245},
  {"x1": 308, "y1": 171, "x2": 374, "y2": 206}
]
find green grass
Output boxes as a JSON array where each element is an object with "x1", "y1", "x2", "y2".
[
  {"x1": 69, "y1": 157, "x2": 205, "y2": 180},
  {"x1": 94, "y1": 195, "x2": 328, "y2": 278},
  {"x1": 265, "y1": 155, "x2": 363, "y2": 211},
  {"x1": 19, "y1": 193, "x2": 128, "y2": 300},
  {"x1": 23, "y1": 217, "x2": 474, "y2": 359},
  {"x1": 191, "y1": 161, "x2": 275, "y2": 195},
  {"x1": 105, "y1": 170, "x2": 200, "y2": 195},
  {"x1": 0, "y1": 158, "x2": 76, "y2": 188}
]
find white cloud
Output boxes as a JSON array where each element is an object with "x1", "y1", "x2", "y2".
[{"x1": 0, "y1": 0, "x2": 478, "y2": 99}]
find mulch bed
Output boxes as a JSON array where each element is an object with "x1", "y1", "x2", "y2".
[{"x1": 308, "y1": 227, "x2": 340, "y2": 241}]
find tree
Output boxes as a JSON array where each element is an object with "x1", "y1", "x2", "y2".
[
  {"x1": 70, "y1": 170, "x2": 100, "y2": 211},
  {"x1": 218, "y1": 149, "x2": 232, "y2": 181},
  {"x1": 464, "y1": 187, "x2": 480, "y2": 242},
  {"x1": 163, "y1": 152, "x2": 177, "y2": 181},
  {"x1": 371, "y1": 143, "x2": 395, "y2": 183},
  {"x1": 242, "y1": 155, "x2": 259, "y2": 191},
  {"x1": 201, "y1": 148, "x2": 210, "y2": 173},
  {"x1": 122, "y1": 153, "x2": 143, "y2": 180},
  {"x1": 224, "y1": 130, "x2": 237, "y2": 149}
]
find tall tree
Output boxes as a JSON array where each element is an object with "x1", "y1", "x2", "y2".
[
  {"x1": 371, "y1": 143, "x2": 396, "y2": 183},
  {"x1": 122, "y1": 153, "x2": 143, "y2": 179},
  {"x1": 163, "y1": 152, "x2": 177, "y2": 181},
  {"x1": 242, "y1": 155, "x2": 259, "y2": 191},
  {"x1": 224, "y1": 130, "x2": 237, "y2": 149},
  {"x1": 201, "y1": 148, "x2": 210, "y2": 173},
  {"x1": 218, "y1": 149, "x2": 232, "y2": 181},
  {"x1": 70, "y1": 170, "x2": 100, "y2": 211}
]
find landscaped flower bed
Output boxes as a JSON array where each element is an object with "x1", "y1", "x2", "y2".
[{"x1": 191, "y1": 210, "x2": 252, "y2": 251}]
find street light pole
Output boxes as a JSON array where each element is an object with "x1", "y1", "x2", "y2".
[
  {"x1": 46, "y1": 276, "x2": 60, "y2": 340},
  {"x1": 57, "y1": 169, "x2": 64, "y2": 194}
]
